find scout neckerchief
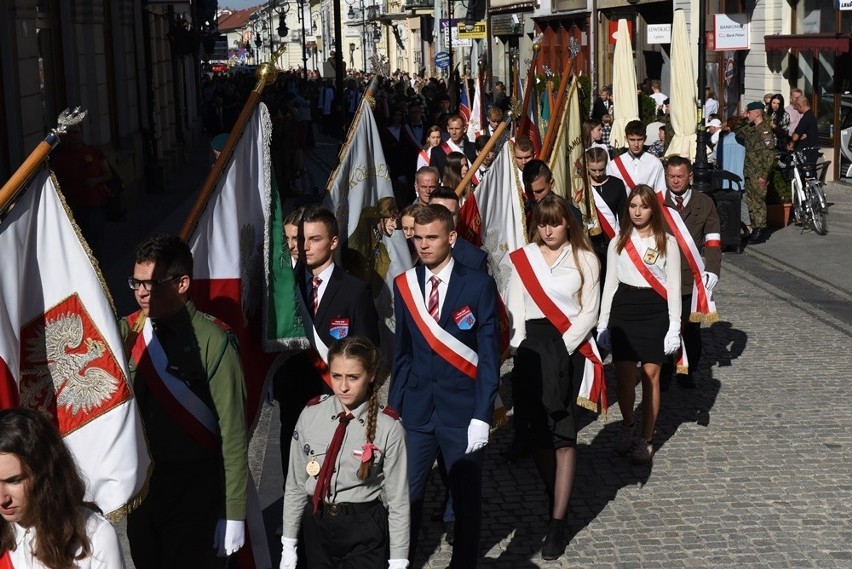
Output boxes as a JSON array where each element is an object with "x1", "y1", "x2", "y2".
[
  {"x1": 613, "y1": 154, "x2": 638, "y2": 192},
  {"x1": 508, "y1": 244, "x2": 607, "y2": 417},
  {"x1": 591, "y1": 183, "x2": 619, "y2": 240},
  {"x1": 623, "y1": 230, "x2": 689, "y2": 373},
  {"x1": 657, "y1": 191, "x2": 719, "y2": 323},
  {"x1": 395, "y1": 268, "x2": 478, "y2": 380},
  {"x1": 130, "y1": 316, "x2": 221, "y2": 455}
]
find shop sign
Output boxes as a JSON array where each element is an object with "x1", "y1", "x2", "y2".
[
  {"x1": 714, "y1": 13, "x2": 749, "y2": 51},
  {"x1": 458, "y1": 22, "x2": 487, "y2": 39},
  {"x1": 837, "y1": 0, "x2": 852, "y2": 11},
  {"x1": 441, "y1": 19, "x2": 472, "y2": 48},
  {"x1": 647, "y1": 24, "x2": 671, "y2": 44},
  {"x1": 802, "y1": 10, "x2": 821, "y2": 33}
]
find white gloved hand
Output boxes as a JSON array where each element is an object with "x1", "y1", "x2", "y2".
[
  {"x1": 280, "y1": 537, "x2": 298, "y2": 569},
  {"x1": 213, "y1": 519, "x2": 245, "y2": 557},
  {"x1": 663, "y1": 327, "x2": 681, "y2": 355},
  {"x1": 702, "y1": 271, "x2": 719, "y2": 291},
  {"x1": 596, "y1": 328, "x2": 611, "y2": 353},
  {"x1": 465, "y1": 418, "x2": 490, "y2": 454},
  {"x1": 389, "y1": 559, "x2": 410, "y2": 569}
]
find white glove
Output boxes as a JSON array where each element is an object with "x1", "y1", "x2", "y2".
[
  {"x1": 213, "y1": 519, "x2": 245, "y2": 557},
  {"x1": 280, "y1": 537, "x2": 298, "y2": 569},
  {"x1": 465, "y1": 418, "x2": 490, "y2": 454},
  {"x1": 389, "y1": 560, "x2": 410, "y2": 569},
  {"x1": 702, "y1": 271, "x2": 719, "y2": 291},
  {"x1": 596, "y1": 328, "x2": 611, "y2": 353},
  {"x1": 663, "y1": 327, "x2": 681, "y2": 356}
]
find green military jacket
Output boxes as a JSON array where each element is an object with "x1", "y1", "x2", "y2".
[
  {"x1": 121, "y1": 300, "x2": 248, "y2": 520},
  {"x1": 735, "y1": 118, "x2": 776, "y2": 181}
]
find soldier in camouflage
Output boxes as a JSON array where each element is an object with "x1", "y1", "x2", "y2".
[{"x1": 735, "y1": 101, "x2": 777, "y2": 244}]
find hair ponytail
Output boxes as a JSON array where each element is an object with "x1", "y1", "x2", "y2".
[{"x1": 357, "y1": 385, "x2": 380, "y2": 481}]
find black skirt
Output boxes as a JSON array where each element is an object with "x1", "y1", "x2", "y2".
[
  {"x1": 513, "y1": 319, "x2": 586, "y2": 449},
  {"x1": 610, "y1": 283, "x2": 668, "y2": 363}
]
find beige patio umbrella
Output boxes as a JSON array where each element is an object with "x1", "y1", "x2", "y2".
[
  {"x1": 667, "y1": 9, "x2": 697, "y2": 160},
  {"x1": 610, "y1": 19, "x2": 639, "y2": 149}
]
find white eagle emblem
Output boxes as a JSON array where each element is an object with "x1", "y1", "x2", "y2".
[{"x1": 20, "y1": 312, "x2": 120, "y2": 415}]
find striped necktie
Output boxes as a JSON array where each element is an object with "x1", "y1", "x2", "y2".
[
  {"x1": 312, "y1": 277, "x2": 322, "y2": 315},
  {"x1": 428, "y1": 275, "x2": 440, "y2": 320}
]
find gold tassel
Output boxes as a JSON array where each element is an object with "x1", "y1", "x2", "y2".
[
  {"x1": 703, "y1": 311, "x2": 720, "y2": 324},
  {"x1": 576, "y1": 396, "x2": 607, "y2": 422},
  {"x1": 676, "y1": 364, "x2": 689, "y2": 374},
  {"x1": 689, "y1": 311, "x2": 703, "y2": 323}
]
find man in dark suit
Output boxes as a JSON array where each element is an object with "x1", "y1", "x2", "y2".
[
  {"x1": 660, "y1": 157, "x2": 721, "y2": 388},
  {"x1": 429, "y1": 114, "x2": 477, "y2": 178},
  {"x1": 391, "y1": 204, "x2": 500, "y2": 568},
  {"x1": 272, "y1": 206, "x2": 380, "y2": 483},
  {"x1": 429, "y1": 186, "x2": 488, "y2": 273}
]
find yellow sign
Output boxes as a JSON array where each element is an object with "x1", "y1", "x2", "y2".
[{"x1": 458, "y1": 22, "x2": 487, "y2": 39}]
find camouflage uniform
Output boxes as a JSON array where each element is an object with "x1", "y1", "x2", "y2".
[{"x1": 736, "y1": 119, "x2": 776, "y2": 228}]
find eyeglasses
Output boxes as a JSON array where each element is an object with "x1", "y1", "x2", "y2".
[{"x1": 127, "y1": 276, "x2": 179, "y2": 291}]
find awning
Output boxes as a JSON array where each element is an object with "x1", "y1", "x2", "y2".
[{"x1": 764, "y1": 33, "x2": 852, "y2": 54}]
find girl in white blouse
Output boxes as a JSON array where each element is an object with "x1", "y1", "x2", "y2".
[
  {"x1": 0, "y1": 409, "x2": 125, "y2": 569},
  {"x1": 506, "y1": 194, "x2": 600, "y2": 560},
  {"x1": 597, "y1": 184, "x2": 681, "y2": 464}
]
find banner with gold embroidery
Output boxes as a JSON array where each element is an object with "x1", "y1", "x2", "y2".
[{"x1": 0, "y1": 168, "x2": 150, "y2": 518}]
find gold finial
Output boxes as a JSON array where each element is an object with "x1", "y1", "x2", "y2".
[
  {"x1": 532, "y1": 42, "x2": 541, "y2": 54},
  {"x1": 253, "y1": 45, "x2": 287, "y2": 92}
]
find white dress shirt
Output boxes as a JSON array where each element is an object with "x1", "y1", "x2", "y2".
[
  {"x1": 424, "y1": 258, "x2": 455, "y2": 320},
  {"x1": 607, "y1": 151, "x2": 666, "y2": 194},
  {"x1": 307, "y1": 262, "x2": 336, "y2": 307}
]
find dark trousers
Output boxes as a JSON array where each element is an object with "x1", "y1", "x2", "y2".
[
  {"x1": 302, "y1": 500, "x2": 389, "y2": 568},
  {"x1": 407, "y1": 416, "x2": 483, "y2": 568},
  {"x1": 127, "y1": 460, "x2": 223, "y2": 569},
  {"x1": 662, "y1": 294, "x2": 703, "y2": 379},
  {"x1": 273, "y1": 352, "x2": 328, "y2": 486},
  {"x1": 510, "y1": 360, "x2": 535, "y2": 443}
]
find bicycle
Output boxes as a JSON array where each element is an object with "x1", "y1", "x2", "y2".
[{"x1": 778, "y1": 150, "x2": 828, "y2": 235}]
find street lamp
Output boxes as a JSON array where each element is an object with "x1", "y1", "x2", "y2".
[{"x1": 345, "y1": 0, "x2": 370, "y2": 72}]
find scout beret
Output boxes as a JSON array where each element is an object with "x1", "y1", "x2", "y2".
[{"x1": 746, "y1": 101, "x2": 764, "y2": 111}]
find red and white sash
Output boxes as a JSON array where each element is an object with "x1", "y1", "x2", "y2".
[
  {"x1": 306, "y1": 321, "x2": 332, "y2": 388},
  {"x1": 508, "y1": 245, "x2": 607, "y2": 417},
  {"x1": 416, "y1": 149, "x2": 431, "y2": 170},
  {"x1": 132, "y1": 319, "x2": 221, "y2": 455},
  {"x1": 395, "y1": 269, "x2": 478, "y2": 380},
  {"x1": 657, "y1": 192, "x2": 719, "y2": 322},
  {"x1": 591, "y1": 185, "x2": 619, "y2": 239},
  {"x1": 613, "y1": 155, "x2": 638, "y2": 192},
  {"x1": 622, "y1": 231, "x2": 689, "y2": 372},
  {"x1": 0, "y1": 552, "x2": 12, "y2": 569},
  {"x1": 440, "y1": 140, "x2": 462, "y2": 156}
]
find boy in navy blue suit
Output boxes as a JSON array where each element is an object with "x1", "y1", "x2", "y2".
[{"x1": 390, "y1": 204, "x2": 500, "y2": 568}]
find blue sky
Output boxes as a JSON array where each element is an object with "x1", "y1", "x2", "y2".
[{"x1": 220, "y1": 1, "x2": 261, "y2": 10}]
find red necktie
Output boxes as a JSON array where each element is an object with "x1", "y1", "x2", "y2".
[
  {"x1": 675, "y1": 196, "x2": 685, "y2": 215},
  {"x1": 312, "y1": 412, "x2": 353, "y2": 513},
  {"x1": 428, "y1": 275, "x2": 440, "y2": 320},
  {"x1": 312, "y1": 277, "x2": 322, "y2": 316}
]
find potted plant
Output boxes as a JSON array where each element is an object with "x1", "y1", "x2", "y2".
[{"x1": 766, "y1": 163, "x2": 793, "y2": 227}]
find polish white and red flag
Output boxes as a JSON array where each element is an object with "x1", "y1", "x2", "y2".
[{"x1": 0, "y1": 168, "x2": 150, "y2": 518}]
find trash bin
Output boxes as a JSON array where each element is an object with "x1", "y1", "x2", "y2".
[{"x1": 712, "y1": 190, "x2": 742, "y2": 253}]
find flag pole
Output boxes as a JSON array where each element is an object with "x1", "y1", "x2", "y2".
[
  {"x1": 0, "y1": 108, "x2": 87, "y2": 217},
  {"x1": 539, "y1": 50, "x2": 577, "y2": 163},
  {"x1": 454, "y1": 118, "x2": 510, "y2": 197},
  {"x1": 514, "y1": 44, "x2": 541, "y2": 140},
  {"x1": 178, "y1": 45, "x2": 285, "y2": 241}
]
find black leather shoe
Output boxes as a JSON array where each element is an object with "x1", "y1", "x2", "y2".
[
  {"x1": 444, "y1": 521, "x2": 455, "y2": 545},
  {"x1": 749, "y1": 228, "x2": 768, "y2": 244},
  {"x1": 541, "y1": 519, "x2": 567, "y2": 560}
]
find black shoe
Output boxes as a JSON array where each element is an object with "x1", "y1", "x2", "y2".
[
  {"x1": 541, "y1": 519, "x2": 567, "y2": 560},
  {"x1": 500, "y1": 436, "x2": 531, "y2": 462},
  {"x1": 676, "y1": 374, "x2": 696, "y2": 389},
  {"x1": 444, "y1": 521, "x2": 455, "y2": 545},
  {"x1": 749, "y1": 228, "x2": 768, "y2": 244}
]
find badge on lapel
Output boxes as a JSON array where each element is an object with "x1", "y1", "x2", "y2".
[
  {"x1": 452, "y1": 306, "x2": 476, "y2": 330},
  {"x1": 329, "y1": 318, "x2": 350, "y2": 340}
]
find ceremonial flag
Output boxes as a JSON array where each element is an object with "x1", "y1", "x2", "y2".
[
  {"x1": 184, "y1": 102, "x2": 278, "y2": 569},
  {"x1": 466, "y1": 74, "x2": 483, "y2": 142},
  {"x1": 457, "y1": 142, "x2": 528, "y2": 287},
  {"x1": 521, "y1": 79, "x2": 542, "y2": 154},
  {"x1": 326, "y1": 93, "x2": 414, "y2": 366},
  {"x1": 0, "y1": 168, "x2": 149, "y2": 518},
  {"x1": 459, "y1": 78, "x2": 472, "y2": 125}
]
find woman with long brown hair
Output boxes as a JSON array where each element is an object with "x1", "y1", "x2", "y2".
[
  {"x1": 416, "y1": 126, "x2": 443, "y2": 171},
  {"x1": 597, "y1": 185, "x2": 681, "y2": 464},
  {"x1": 280, "y1": 336, "x2": 409, "y2": 569},
  {"x1": 505, "y1": 194, "x2": 601, "y2": 560},
  {"x1": 441, "y1": 151, "x2": 471, "y2": 198},
  {"x1": 0, "y1": 408, "x2": 124, "y2": 568}
]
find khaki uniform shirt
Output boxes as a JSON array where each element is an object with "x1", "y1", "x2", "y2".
[{"x1": 282, "y1": 394, "x2": 410, "y2": 560}]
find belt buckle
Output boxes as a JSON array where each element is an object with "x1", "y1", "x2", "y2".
[{"x1": 326, "y1": 503, "x2": 342, "y2": 516}]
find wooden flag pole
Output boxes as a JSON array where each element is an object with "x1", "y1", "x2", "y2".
[
  {"x1": 454, "y1": 119, "x2": 510, "y2": 197},
  {"x1": 0, "y1": 108, "x2": 87, "y2": 217},
  {"x1": 178, "y1": 45, "x2": 285, "y2": 241},
  {"x1": 539, "y1": 55, "x2": 577, "y2": 163}
]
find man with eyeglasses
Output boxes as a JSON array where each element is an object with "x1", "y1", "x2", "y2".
[{"x1": 121, "y1": 234, "x2": 250, "y2": 567}]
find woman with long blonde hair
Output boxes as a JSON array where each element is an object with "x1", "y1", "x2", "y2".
[{"x1": 597, "y1": 184, "x2": 681, "y2": 465}]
